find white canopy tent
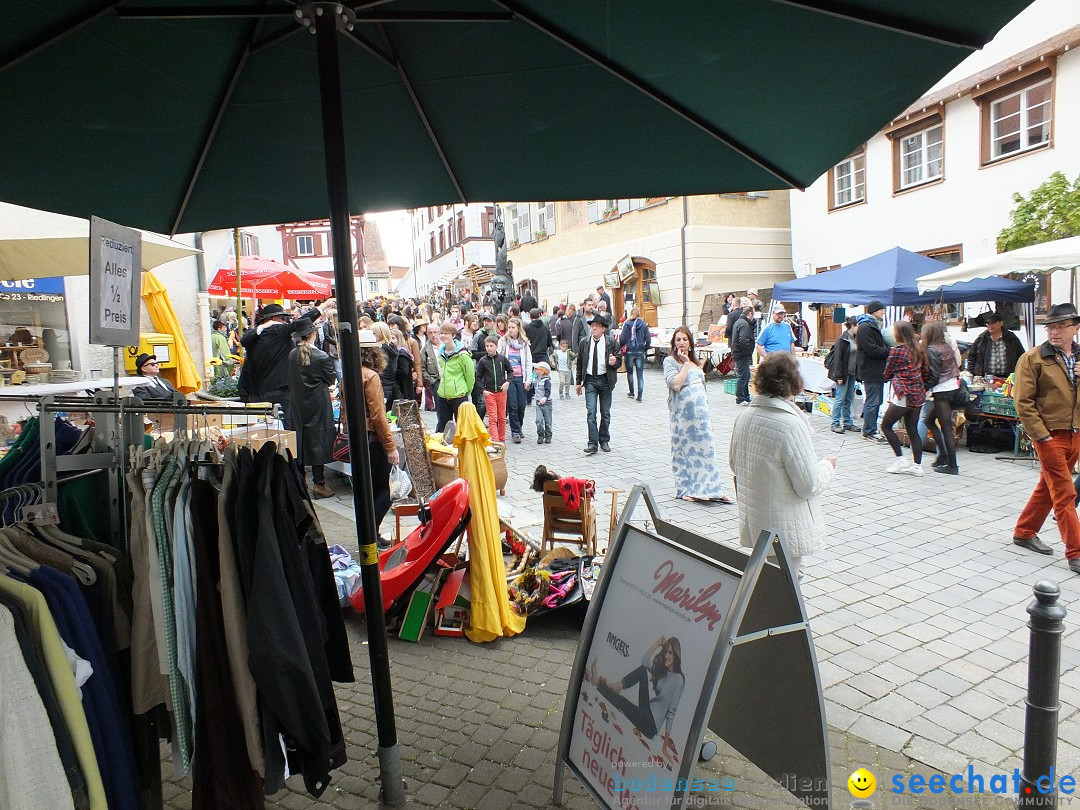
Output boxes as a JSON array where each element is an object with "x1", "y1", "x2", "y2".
[
  {"x1": 916, "y1": 236, "x2": 1080, "y2": 349},
  {"x1": 916, "y1": 236, "x2": 1080, "y2": 293},
  {"x1": 0, "y1": 201, "x2": 199, "y2": 280}
]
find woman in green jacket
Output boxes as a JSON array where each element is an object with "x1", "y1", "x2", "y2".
[
  {"x1": 211, "y1": 319, "x2": 234, "y2": 377},
  {"x1": 436, "y1": 321, "x2": 475, "y2": 432}
]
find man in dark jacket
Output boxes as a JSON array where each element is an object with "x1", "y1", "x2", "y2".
[
  {"x1": 571, "y1": 300, "x2": 594, "y2": 349},
  {"x1": 855, "y1": 300, "x2": 889, "y2": 443},
  {"x1": 519, "y1": 288, "x2": 538, "y2": 314},
  {"x1": 237, "y1": 300, "x2": 327, "y2": 427},
  {"x1": 729, "y1": 307, "x2": 755, "y2": 406},
  {"x1": 826, "y1": 317, "x2": 859, "y2": 434},
  {"x1": 555, "y1": 303, "x2": 576, "y2": 347},
  {"x1": 966, "y1": 312, "x2": 1026, "y2": 378},
  {"x1": 131, "y1": 352, "x2": 183, "y2": 402},
  {"x1": 726, "y1": 296, "x2": 750, "y2": 345},
  {"x1": 576, "y1": 314, "x2": 621, "y2": 454},
  {"x1": 525, "y1": 308, "x2": 553, "y2": 363}
]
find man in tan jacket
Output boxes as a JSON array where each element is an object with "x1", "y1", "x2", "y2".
[{"x1": 1013, "y1": 303, "x2": 1080, "y2": 573}]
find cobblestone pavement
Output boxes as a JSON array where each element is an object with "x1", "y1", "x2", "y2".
[{"x1": 163, "y1": 363, "x2": 1079, "y2": 808}]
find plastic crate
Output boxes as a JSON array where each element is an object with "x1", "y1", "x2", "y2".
[
  {"x1": 723, "y1": 378, "x2": 737, "y2": 395},
  {"x1": 980, "y1": 391, "x2": 1017, "y2": 418}
]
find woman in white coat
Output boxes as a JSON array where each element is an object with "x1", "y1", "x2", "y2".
[{"x1": 728, "y1": 353, "x2": 837, "y2": 578}]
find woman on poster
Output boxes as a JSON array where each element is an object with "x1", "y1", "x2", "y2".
[{"x1": 588, "y1": 637, "x2": 685, "y2": 760}]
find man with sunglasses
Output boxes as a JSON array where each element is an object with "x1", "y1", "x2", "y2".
[
  {"x1": 131, "y1": 353, "x2": 182, "y2": 402},
  {"x1": 1013, "y1": 303, "x2": 1080, "y2": 574}
]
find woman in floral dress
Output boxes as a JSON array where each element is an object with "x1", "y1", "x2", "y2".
[{"x1": 663, "y1": 326, "x2": 734, "y2": 503}]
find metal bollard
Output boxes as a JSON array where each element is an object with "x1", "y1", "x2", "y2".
[{"x1": 1018, "y1": 581, "x2": 1066, "y2": 808}]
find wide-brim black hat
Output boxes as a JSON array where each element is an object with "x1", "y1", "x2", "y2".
[
  {"x1": 134, "y1": 352, "x2": 156, "y2": 372},
  {"x1": 586, "y1": 313, "x2": 608, "y2": 326},
  {"x1": 257, "y1": 303, "x2": 289, "y2": 324},
  {"x1": 1045, "y1": 303, "x2": 1080, "y2": 326},
  {"x1": 292, "y1": 317, "x2": 316, "y2": 339}
]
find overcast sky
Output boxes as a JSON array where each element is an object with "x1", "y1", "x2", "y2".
[{"x1": 367, "y1": 209, "x2": 412, "y2": 268}]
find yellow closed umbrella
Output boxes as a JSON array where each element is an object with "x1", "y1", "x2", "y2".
[
  {"x1": 453, "y1": 402, "x2": 526, "y2": 643},
  {"x1": 141, "y1": 271, "x2": 201, "y2": 393}
]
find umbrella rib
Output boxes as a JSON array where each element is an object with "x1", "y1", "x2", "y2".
[
  {"x1": 373, "y1": 23, "x2": 467, "y2": 203},
  {"x1": 170, "y1": 18, "x2": 266, "y2": 236},
  {"x1": 491, "y1": 0, "x2": 802, "y2": 190},
  {"x1": 0, "y1": 0, "x2": 123, "y2": 76},
  {"x1": 251, "y1": 23, "x2": 304, "y2": 54},
  {"x1": 343, "y1": 30, "x2": 396, "y2": 69},
  {"x1": 764, "y1": 0, "x2": 985, "y2": 50}
]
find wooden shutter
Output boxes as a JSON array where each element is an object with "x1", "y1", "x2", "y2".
[
  {"x1": 545, "y1": 202, "x2": 556, "y2": 235},
  {"x1": 586, "y1": 201, "x2": 599, "y2": 223},
  {"x1": 286, "y1": 235, "x2": 297, "y2": 257}
]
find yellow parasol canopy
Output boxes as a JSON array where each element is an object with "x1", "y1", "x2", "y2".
[
  {"x1": 141, "y1": 271, "x2": 201, "y2": 393},
  {"x1": 453, "y1": 402, "x2": 526, "y2": 643}
]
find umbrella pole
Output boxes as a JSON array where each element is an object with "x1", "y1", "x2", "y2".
[
  {"x1": 233, "y1": 227, "x2": 243, "y2": 323},
  {"x1": 314, "y1": 8, "x2": 404, "y2": 806}
]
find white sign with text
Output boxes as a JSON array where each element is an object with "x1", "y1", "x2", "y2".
[{"x1": 89, "y1": 216, "x2": 141, "y2": 346}]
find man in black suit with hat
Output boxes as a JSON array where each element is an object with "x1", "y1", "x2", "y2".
[
  {"x1": 1012, "y1": 303, "x2": 1080, "y2": 574},
  {"x1": 237, "y1": 299, "x2": 330, "y2": 427},
  {"x1": 575, "y1": 313, "x2": 621, "y2": 454},
  {"x1": 131, "y1": 352, "x2": 183, "y2": 401}
]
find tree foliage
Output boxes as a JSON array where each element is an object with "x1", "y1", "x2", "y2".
[{"x1": 997, "y1": 171, "x2": 1080, "y2": 252}]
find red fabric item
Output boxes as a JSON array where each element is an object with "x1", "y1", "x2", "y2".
[{"x1": 559, "y1": 477, "x2": 595, "y2": 510}]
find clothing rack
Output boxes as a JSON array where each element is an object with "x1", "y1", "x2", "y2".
[{"x1": 0, "y1": 392, "x2": 285, "y2": 810}]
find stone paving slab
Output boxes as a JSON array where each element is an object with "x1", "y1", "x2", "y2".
[{"x1": 160, "y1": 364, "x2": 1079, "y2": 807}]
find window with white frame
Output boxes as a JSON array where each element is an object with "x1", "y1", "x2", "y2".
[
  {"x1": 240, "y1": 232, "x2": 259, "y2": 256},
  {"x1": 829, "y1": 149, "x2": 865, "y2": 209},
  {"x1": 296, "y1": 234, "x2": 315, "y2": 256},
  {"x1": 898, "y1": 123, "x2": 943, "y2": 189},
  {"x1": 369, "y1": 279, "x2": 379, "y2": 293},
  {"x1": 534, "y1": 202, "x2": 555, "y2": 236},
  {"x1": 988, "y1": 77, "x2": 1051, "y2": 161}
]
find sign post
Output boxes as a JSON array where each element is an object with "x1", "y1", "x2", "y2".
[
  {"x1": 89, "y1": 216, "x2": 142, "y2": 402},
  {"x1": 554, "y1": 485, "x2": 832, "y2": 809}
]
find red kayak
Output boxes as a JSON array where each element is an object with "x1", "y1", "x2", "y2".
[{"x1": 350, "y1": 478, "x2": 471, "y2": 615}]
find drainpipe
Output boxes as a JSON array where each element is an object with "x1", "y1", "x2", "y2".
[
  {"x1": 680, "y1": 196, "x2": 689, "y2": 325},
  {"x1": 193, "y1": 232, "x2": 207, "y2": 291}
]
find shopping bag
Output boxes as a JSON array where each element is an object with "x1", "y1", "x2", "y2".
[{"x1": 389, "y1": 464, "x2": 413, "y2": 501}]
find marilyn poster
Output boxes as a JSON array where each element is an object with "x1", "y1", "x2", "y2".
[{"x1": 566, "y1": 525, "x2": 742, "y2": 809}]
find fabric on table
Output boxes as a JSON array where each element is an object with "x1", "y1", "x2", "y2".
[
  {"x1": 0, "y1": 574, "x2": 107, "y2": 810},
  {"x1": 663, "y1": 358, "x2": 725, "y2": 499},
  {"x1": 0, "y1": 602, "x2": 76, "y2": 810}
]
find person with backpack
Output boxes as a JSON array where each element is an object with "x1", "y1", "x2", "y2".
[
  {"x1": 826, "y1": 317, "x2": 859, "y2": 434},
  {"x1": 618, "y1": 307, "x2": 652, "y2": 401}
]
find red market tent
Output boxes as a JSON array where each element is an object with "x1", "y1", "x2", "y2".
[{"x1": 208, "y1": 256, "x2": 332, "y2": 299}]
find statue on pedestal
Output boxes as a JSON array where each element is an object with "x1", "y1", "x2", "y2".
[{"x1": 489, "y1": 205, "x2": 515, "y2": 315}]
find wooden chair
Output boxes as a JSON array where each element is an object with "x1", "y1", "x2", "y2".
[{"x1": 541, "y1": 480, "x2": 596, "y2": 557}]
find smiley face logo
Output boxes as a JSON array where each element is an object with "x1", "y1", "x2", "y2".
[{"x1": 848, "y1": 768, "x2": 876, "y2": 798}]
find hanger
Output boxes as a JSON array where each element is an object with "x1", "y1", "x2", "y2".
[{"x1": 0, "y1": 528, "x2": 37, "y2": 576}]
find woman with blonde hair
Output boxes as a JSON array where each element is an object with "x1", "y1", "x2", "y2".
[
  {"x1": 920, "y1": 320, "x2": 961, "y2": 475},
  {"x1": 288, "y1": 318, "x2": 337, "y2": 498},
  {"x1": 371, "y1": 321, "x2": 401, "y2": 411}
]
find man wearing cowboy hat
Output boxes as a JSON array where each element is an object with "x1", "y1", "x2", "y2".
[
  {"x1": 237, "y1": 299, "x2": 331, "y2": 426},
  {"x1": 131, "y1": 352, "x2": 183, "y2": 402},
  {"x1": 1013, "y1": 303, "x2": 1080, "y2": 573}
]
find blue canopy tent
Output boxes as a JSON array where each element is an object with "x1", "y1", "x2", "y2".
[
  {"x1": 771, "y1": 247, "x2": 1036, "y2": 306},
  {"x1": 772, "y1": 247, "x2": 1037, "y2": 346}
]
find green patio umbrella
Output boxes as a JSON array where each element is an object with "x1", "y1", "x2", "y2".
[
  {"x1": 0, "y1": 1, "x2": 1033, "y2": 235},
  {"x1": 0, "y1": 2, "x2": 1035, "y2": 806}
]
